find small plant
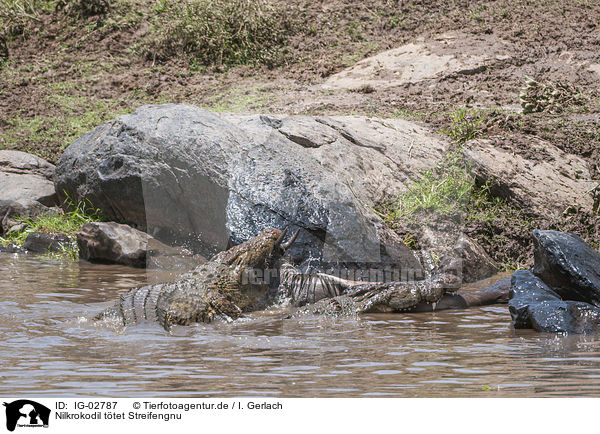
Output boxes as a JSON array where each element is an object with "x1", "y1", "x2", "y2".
[
  {"x1": 443, "y1": 106, "x2": 486, "y2": 145},
  {"x1": 520, "y1": 76, "x2": 586, "y2": 114},
  {"x1": 401, "y1": 232, "x2": 418, "y2": 250},
  {"x1": 143, "y1": 0, "x2": 294, "y2": 68}
]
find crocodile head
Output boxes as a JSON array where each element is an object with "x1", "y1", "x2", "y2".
[
  {"x1": 213, "y1": 227, "x2": 299, "y2": 279},
  {"x1": 208, "y1": 228, "x2": 300, "y2": 312}
]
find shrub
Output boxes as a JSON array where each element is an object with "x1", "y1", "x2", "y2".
[
  {"x1": 520, "y1": 76, "x2": 586, "y2": 114},
  {"x1": 144, "y1": 0, "x2": 294, "y2": 68}
]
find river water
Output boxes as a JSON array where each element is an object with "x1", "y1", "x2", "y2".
[{"x1": 2, "y1": 252, "x2": 600, "y2": 397}]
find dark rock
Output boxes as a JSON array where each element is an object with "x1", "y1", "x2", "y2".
[
  {"x1": 0, "y1": 243, "x2": 26, "y2": 254},
  {"x1": 509, "y1": 270, "x2": 564, "y2": 329},
  {"x1": 441, "y1": 234, "x2": 499, "y2": 283},
  {"x1": 77, "y1": 221, "x2": 204, "y2": 269},
  {"x1": 55, "y1": 104, "x2": 449, "y2": 271},
  {"x1": 509, "y1": 270, "x2": 600, "y2": 334},
  {"x1": 532, "y1": 230, "x2": 600, "y2": 306},
  {"x1": 23, "y1": 232, "x2": 72, "y2": 253}
]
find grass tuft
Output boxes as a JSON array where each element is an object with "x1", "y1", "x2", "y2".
[
  {"x1": 442, "y1": 106, "x2": 486, "y2": 145},
  {"x1": 0, "y1": 0, "x2": 50, "y2": 36},
  {"x1": 54, "y1": 0, "x2": 109, "y2": 19},
  {"x1": 143, "y1": 0, "x2": 294, "y2": 68},
  {"x1": 388, "y1": 152, "x2": 475, "y2": 220}
]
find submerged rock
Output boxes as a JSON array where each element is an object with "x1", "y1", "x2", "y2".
[
  {"x1": 23, "y1": 232, "x2": 72, "y2": 254},
  {"x1": 509, "y1": 230, "x2": 600, "y2": 334},
  {"x1": 509, "y1": 270, "x2": 600, "y2": 334},
  {"x1": 55, "y1": 104, "x2": 450, "y2": 272},
  {"x1": 77, "y1": 222, "x2": 150, "y2": 267}
]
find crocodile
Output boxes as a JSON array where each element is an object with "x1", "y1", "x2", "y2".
[
  {"x1": 94, "y1": 228, "x2": 298, "y2": 330},
  {"x1": 280, "y1": 264, "x2": 509, "y2": 316}
]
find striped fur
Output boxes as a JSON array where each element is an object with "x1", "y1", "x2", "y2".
[{"x1": 280, "y1": 264, "x2": 354, "y2": 306}]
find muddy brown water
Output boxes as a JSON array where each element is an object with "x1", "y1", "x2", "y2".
[{"x1": 2, "y1": 253, "x2": 600, "y2": 397}]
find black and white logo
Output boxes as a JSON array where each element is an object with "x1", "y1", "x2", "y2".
[{"x1": 3, "y1": 400, "x2": 50, "y2": 432}]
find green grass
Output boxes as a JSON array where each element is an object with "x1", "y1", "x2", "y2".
[
  {"x1": 143, "y1": 0, "x2": 295, "y2": 68},
  {"x1": 205, "y1": 84, "x2": 273, "y2": 112},
  {"x1": 380, "y1": 152, "x2": 534, "y2": 270},
  {"x1": 0, "y1": 198, "x2": 103, "y2": 258},
  {"x1": 442, "y1": 106, "x2": 486, "y2": 145},
  {"x1": 386, "y1": 152, "x2": 475, "y2": 221},
  {"x1": 0, "y1": 0, "x2": 51, "y2": 36}
]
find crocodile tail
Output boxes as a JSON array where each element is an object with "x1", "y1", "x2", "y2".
[{"x1": 95, "y1": 283, "x2": 166, "y2": 327}]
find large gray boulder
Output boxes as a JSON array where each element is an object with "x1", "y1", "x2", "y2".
[{"x1": 55, "y1": 104, "x2": 449, "y2": 272}]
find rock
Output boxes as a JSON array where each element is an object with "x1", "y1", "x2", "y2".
[
  {"x1": 0, "y1": 150, "x2": 55, "y2": 179},
  {"x1": 23, "y1": 232, "x2": 72, "y2": 253},
  {"x1": 412, "y1": 220, "x2": 499, "y2": 283},
  {"x1": 440, "y1": 234, "x2": 499, "y2": 283},
  {"x1": 463, "y1": 138, "x2": 595, "y2": 217},
  {"x1": 77, "y1": 221, "x2": 204, "y2": 268},
  {"x1": 509, "y1": 270, "x2": 600, "y2": 334},
  {"x1": 0, "y1": 243, "x2": 26, "y2": 254},
  {"x1": 322, "y1": 32, "x2": 511, "y2": 91},
  {"x1": 55, "y1": 104, "x2": 449, "y2": 271},
  {"x1": 532, "y1": 230, "x2": 600, "y2": 306},
  {"x1": 509, "y1": 270, "x2": 564, "y2": 329},
  {"x1": 0, "y1": 150, "x2": 57, "y2": 207},
  {"x1": 509, "y1": 231, "x2": 600, "y2": 334},
  {"x1": 77, "y1": 222, "x2": 148, "y2": 267},
  {"x1": 0, "y1": 199, "x2": 57, "y2": 235}
]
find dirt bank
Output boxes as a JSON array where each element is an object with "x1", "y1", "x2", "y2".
[{"x1": 1, "y1": 0, "x2": 599, "y2": 267}]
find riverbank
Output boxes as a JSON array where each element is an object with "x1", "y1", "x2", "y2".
[{"x1": 1, "y1": 0, "x2": 599, "y2": 269}]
